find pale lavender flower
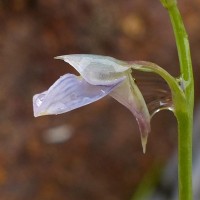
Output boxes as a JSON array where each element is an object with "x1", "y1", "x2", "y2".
[{"x1": 33, "y1": 54, "x2": 151, "y2": 153}]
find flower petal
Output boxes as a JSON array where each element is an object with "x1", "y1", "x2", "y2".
[
  {"x1": 33, "y1": 74, "x2": 124, "y2": 117},
  {"x1": 55, "y1": 54, "x2": 130, "y2": 85},
  {"x1": 109, "y1": 76, "x2": 151, "y2": 153}
]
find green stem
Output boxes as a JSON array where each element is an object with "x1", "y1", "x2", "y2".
[
  {"x1": 160, "y1": 0, "x2": 194, "y2": 200},
  {"x1": 176, "y1": 110, "x2": 193, "y2": 200}
]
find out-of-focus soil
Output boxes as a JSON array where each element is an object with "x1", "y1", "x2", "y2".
[{"x1": 0, "y1": 0, "x2": 199, "y2": 200}]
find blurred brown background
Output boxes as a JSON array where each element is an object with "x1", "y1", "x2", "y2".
[{"x1": 0, "y1": 0, "x2": 199, "y2": 200}]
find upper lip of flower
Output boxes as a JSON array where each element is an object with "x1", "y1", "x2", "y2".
[
  {"x1": 33, "y1": 54, "x2": 151, "y2": 153},
  {"x1": 54, "y1": 54, "x2": 130, "y2": 86}
]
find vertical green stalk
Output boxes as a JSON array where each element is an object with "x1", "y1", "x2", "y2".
[{"x1": 160, "y1": 0, "x2": 194, "y2": 200}]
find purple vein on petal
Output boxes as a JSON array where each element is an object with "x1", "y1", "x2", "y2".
[{"x1": 33, "y1": 74, "x2": 125, "y2": 117}]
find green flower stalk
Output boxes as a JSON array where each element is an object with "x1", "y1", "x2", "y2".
[{"x1": 160, "y1": 0, "x2": 194, "y2": 199}]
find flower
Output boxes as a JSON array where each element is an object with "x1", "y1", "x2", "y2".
[{"x1": 33, "y1": 54, "x2": 152, "y2": 153}]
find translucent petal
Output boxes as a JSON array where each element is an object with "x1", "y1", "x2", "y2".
[
  {"x1": 109, "y1": 76, "x2": 151, "y2": 153},
  {"x1": 135, "y1": 72, "x2": 173, "y2": 117},
  {"x1": 33, "y1": 74, "x2": 124, "y2": 117},
  {"x1": 128, "y1": 60, "x2": 182, "y2": 115},
  {"x1": 55, "y1": 54, "x2": 130, "y2": 85}
]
